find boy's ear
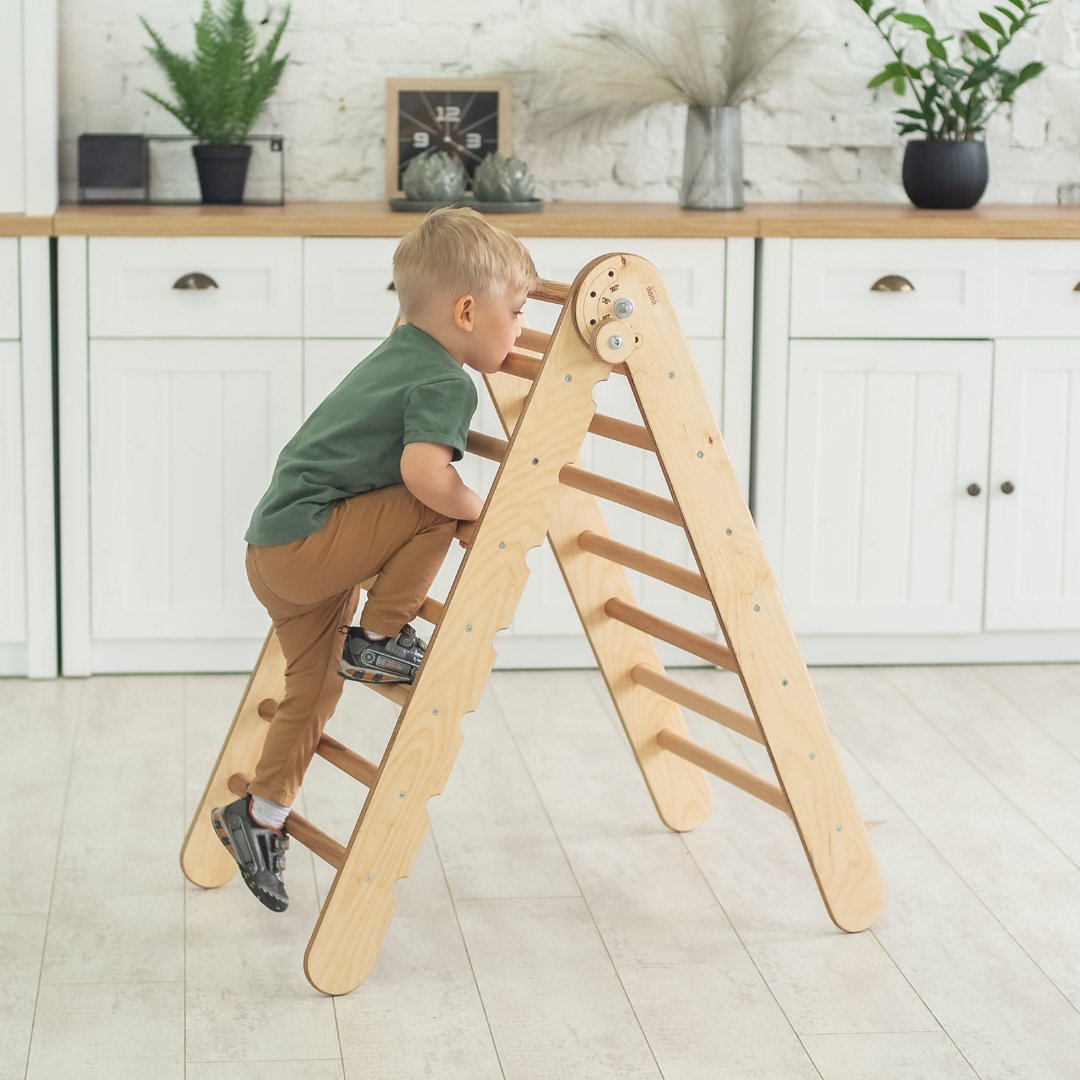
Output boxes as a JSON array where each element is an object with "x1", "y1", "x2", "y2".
[{"x1": 453, "y1": 294, "x2": 475, "y2": 332}]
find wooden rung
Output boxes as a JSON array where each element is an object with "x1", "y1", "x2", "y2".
[
  {"x1": 253, "y1": 708, "x2": 388, "y2": 781},
  {"x1": 577, "y1": 530, "x2": 710, "y2": 600},
  {"x1": 466, "y1": 430, "x2": 508, "y2": 463},
  {"x1": 529, "y1": 279, "x2": 570, "y2": 305},
  {"x1": 632, "y1": 664, "x2": 762, "y2": 744},
  {"x1": 501, "y1": 351, "x2": 541, "y2": 380},
  {"x1": 560, "y1": 466, "x2": 683, "y2": 526},
  {"x1": 226, "y1": 773, "x2": 347, "y2": 868},
  {"x1": 417, "y1": 595, "x2": 445, "y2": 625},
  {"x1": 517, "y1": 327, "x2": 551, "y2": 354},
  {"x1": 604, "y1": 597, "x2": 738, "y2": 672},
  {"x1": 655, "y1": 730, "x2": 790, "y2": 814},
  {"x1": 588, "y1": 413, "x2": 656, "y2": 452},
  {"x1": 315, "y1": 733, "x2": 379, "y2": 787}
]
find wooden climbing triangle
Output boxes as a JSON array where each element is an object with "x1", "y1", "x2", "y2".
[{"x1": 180, "y1": 252, "x2": 887, "y2": 996}]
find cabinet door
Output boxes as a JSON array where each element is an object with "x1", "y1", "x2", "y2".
[
  {"x1": 0, "y1": 342, "x2": 26, "y2": 664},
  {"x1": 985, "y1": 340, "x2": 1080, "y2": 629},
  {"x1": 88, "y1": 339, "x2": 302, "y2": 647},
  {"x1": 782, "y1": 340, "x2": 992, "y2": 634}
]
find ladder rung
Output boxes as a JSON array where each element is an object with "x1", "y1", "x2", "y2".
[
  {"x1": 655, "y1": 730, "x2": 790, "y2": 814},
  {"x1": 529, "y1": 279, "x2": 570, "y2": 305},
  {"x1": 315, "y1": 732, "x2": 379, "y2": 787},
  {"x1": 227, "y1": 773, "x2": 347, "y2": 868},
  {"x1": 517, "y1": 327, "x2": 551, "y2": 354},
  {"x1": 417, "y1": 595, "x2": 445, "y2": 624},
  {"x1": 501, "y1": 351, "x2": 541, "y2": 380},
  {"x1": 560, "y1": 465, "x2": 683, "y2": 526},
  {"x1": 604, "y1": 597, "x2": 738, "y2": 672},
  {"x1": 255, "y1": 703, "x2": 395, "y2": 777},
  {"x1": 577, "y1": 530, "x2": 710, "y2": 600},
  {"x1": 466, "y1": 430, "x2": 508, "y2": 463},
  {"x1": 588, "y1": 413, "x2": 656, "y2": 452},
  {"x1": 631, "y1": 664, "x2": 762, "y2": 744}
]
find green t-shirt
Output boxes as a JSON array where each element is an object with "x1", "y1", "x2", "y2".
[{"x1": 246, "y1": 323, "x2": 478, "y2": 545}]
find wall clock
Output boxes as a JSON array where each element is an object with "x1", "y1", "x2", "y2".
[{"x1": 385, "y1": 77, "x2": 511, "y2": 197}]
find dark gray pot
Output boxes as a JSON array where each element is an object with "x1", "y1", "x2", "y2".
[
  {"x1": 193, "y1": 143, "x2": 252, "y2": 204},
  {"x1": 902, "y1": 139, "x2": 988, "y2": 210}
]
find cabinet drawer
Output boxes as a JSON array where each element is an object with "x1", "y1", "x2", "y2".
[
  {"x1": 790, "y1": 239, "x2": 993, "y2": 339},
  {"x1": 0, "y1": 239, "x2": 18, "y2": 339},
  {"x1": 995, "y1": 241, "x2": 1080, "y2": 337},
  {"x1": 304, "y1": 238, "x2": 401, "y2": 337},
  {"x1": 522, "y1": 238, "x2": 726, "y2": 337},
  {"x1": 89, "y1": 237, "x2": 303, "y2": 337}
]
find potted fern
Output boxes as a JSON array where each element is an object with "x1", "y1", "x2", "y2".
[
  {"x1": 852, "y1": 0, "x2": 1050, "y2": 209},
  {"x1": 141, "y1": 0, "x2": 291, "y2": 204}
]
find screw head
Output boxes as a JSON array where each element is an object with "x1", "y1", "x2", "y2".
[
  {"x1": 753, "y1": 604, "x2": 761, "y2": 612},
  {"x1": 696, "y1": 451, "x2": 704, "y2": 458},
  {"x1": 432, "y1": 708, "x2": 440, "y2": 716},
  {"x1": 364, "y1": 873, "x2": 373, "y2": 882},
  {"x1": 498, "y1": 541, "x2": 506, "y2": 549},
  {"x1": 835, "y1": 824, "x2": 843, "y2": 832},
  {"x1": 808, "y1": 752, "x2": 816, "y2": 761},
  {"x1": 667, "y1": 371, "x2": 675, "y2": 379},
  {"x1": 608, "y1": 334, "x2": 623, "y2": 349},
  {"x1": 465, "y1": 624, "x2": 473, "y2": 633},
  {"x1": 398, "y1": 791, "x2": 407, "y2": 799},
  {"x1": 531, "y1": 457, "x2": 539, "y2": 465},
  {"x1": 781, "y1": 679, "x2": 789, "y2": 687},
  {"x1": 564, "y1": 374, "x2": 573, "y2": 382},
  {"x1": 725, "y1": 528, "x2": 733, "y2": 536},
  {"x1": 614, "y1": 297, "x2": 634, "y2": 318}
]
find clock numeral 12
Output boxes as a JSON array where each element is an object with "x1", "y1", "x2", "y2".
[{"x1": 434, "y1": 105, "x2": 461, "y2": 124}]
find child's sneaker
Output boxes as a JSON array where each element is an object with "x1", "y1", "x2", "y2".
[
  {"x1": 210, "y1": 796, "x2": 289, "y2": 912},
  {"x1": 339, "y1": 624, "x2": 426, "y2": 684}
]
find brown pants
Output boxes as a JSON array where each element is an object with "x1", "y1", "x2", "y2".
[{"x1": 244, "y1": 484, "x2": 457, "y2": 805}]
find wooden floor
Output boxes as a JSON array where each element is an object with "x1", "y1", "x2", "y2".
[{"x1": 4, "y1": 663, "x2": 1080, "y2": 1079}]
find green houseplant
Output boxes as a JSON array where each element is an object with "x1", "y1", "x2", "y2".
[
  {"x1": 852, "y1": 0, "x2": 1050, "y2": 208},
  {"x1": 141, "y1": 0, "x2": 291, "y2": 204},
  {"x1": 531, "y1": 0, "x2": 809, "y2": 210}
]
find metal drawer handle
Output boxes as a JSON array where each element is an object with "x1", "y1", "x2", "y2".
[
  {"x1": 1001, "y1": 480, "x2": 1015, "y2": 494},
  {"x1": 870, "y1": 274, "x2": 915, "y2": 293},
  {"x1": 172, "y1": 272, "x2": 219, "y2": 291}
]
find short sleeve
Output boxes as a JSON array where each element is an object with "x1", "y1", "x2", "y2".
[{"x1": 403, "y1": 375, "x2": 478, "y2": 462}]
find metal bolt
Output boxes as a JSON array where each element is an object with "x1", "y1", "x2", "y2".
[
  {"x1": 753, "y1": 604, "x2": 761, "y2": 612},
  {"x1": 808, "y1": 752, "x2": 816, "y2": 761},
  {"x1": 835, "y1": 824, "x2": 843, "y2": 832},
  {"x1": 725, "y1": 528, "x2": 733, "y2": 536},
  {"x1": 608, "y1": 335, "x2": 623, "y2": 350},
  {"x1": 696, "y1": 451, "x2": 704, "y2": 458},
  {"x1": 667, "y1": 371, "x2": 675, "y2": 379},
  {"x1": 531, "y1": 457, "x2": 539, "y2": 465},
  {"x1": 465, "y1": 624, "x2": 473, "y2": 633},
  {"x1": 432, "y1": 708, "x2": 440, "y2": 716},
  {"x1": 782, "y1": 679, "x2": 789, "y2": 687},
  {"x1": 614, "y1": 297, "x2": 635, "y2": 318},
  {"x1": 564, "y1": 374, "x2": 573, "y2": 382},
  {"x1": 399, "y1": 791, "x2": 407, "y2": 799},
  {"x1": 498, "y1": 541, "x2": 506, "y2": 549}
]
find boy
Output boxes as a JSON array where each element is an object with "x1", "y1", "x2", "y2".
[{"x1": 211, "y1": 208, "x2": 538, "y2": 912}]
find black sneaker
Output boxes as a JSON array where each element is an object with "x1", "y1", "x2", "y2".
[
  {"x1": 210, "y1": 796, "x2": 289, "y2": 913},
  {"x1": 339, "y1": 624, "x2": 427, "y2": 684}
]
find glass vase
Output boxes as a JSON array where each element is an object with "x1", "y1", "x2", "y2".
[{"x1": 680, "y1": 104, "x2": 743, "y2": 211}]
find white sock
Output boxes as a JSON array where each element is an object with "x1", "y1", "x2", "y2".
[
  {"x1": 361, "y1": 627, "x2": 389, "y2": 642},
  {"x1": 250, "y1": 794, "x2": 290, "y2": 830}
]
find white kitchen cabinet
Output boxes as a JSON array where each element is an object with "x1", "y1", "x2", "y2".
[
  {"x1": 756, "y1": 236, "x2": 1080, "y2": 663},
  {"x1": 60, "y1": 233, "x2": 753, "y2": 673},
  {"x1": 782, "y1": 339, "x2": 991, "y2": 635},
  {"x1": 1, "y1": 236, "x2": 56, "y2": 677},
  {"x1": 985, "y1": 340, "x2": 1080, "y2": 630}
]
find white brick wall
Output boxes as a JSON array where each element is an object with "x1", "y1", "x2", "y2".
[{"x1": 58, "y1": 0, "x2": 1080, "y2": 204}]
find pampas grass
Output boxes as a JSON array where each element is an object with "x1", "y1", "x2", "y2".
[{"x1": 529, "y1": 0, "x2": 809, "y2": 139}]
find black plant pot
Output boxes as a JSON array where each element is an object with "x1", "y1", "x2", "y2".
[
  {"x1": 192, "y1": 143, "x2": 252, "y2": 204},
  {"x1": 902, "y1": 139, "x2": 989, "y2": 210}
]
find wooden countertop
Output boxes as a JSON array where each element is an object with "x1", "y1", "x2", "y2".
[
  {"x1": 47, "y1": 200, "x2": 1080, "y2": 238},
  {"x1": 0, "y1": 214, "x2": 54, "y2": 237}
]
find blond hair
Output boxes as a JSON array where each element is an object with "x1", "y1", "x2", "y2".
[{"x1": 392, "y1": 207, "x2": 538, "y2": 316}]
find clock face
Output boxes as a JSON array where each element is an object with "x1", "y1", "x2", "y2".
[{"x1": 396, "y1": 89, "x2": 501, "y2": 189}]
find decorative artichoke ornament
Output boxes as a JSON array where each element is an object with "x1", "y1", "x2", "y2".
[
  {"x1": 401, "y1": 151, "x2": 466, "y2": 202},
  {"x1": 473, "y1": 153, "x2": 536, "y2": 202}
]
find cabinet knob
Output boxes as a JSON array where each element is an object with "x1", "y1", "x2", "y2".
[
  {"x1": 870, "y1": 274, "x2": 915, "y2": 293},
  {"x1": 1000, "y1": 480, "x2": 1015, "y2": 494},
  {"x1": 966, "y1": 482, "x2": 982, "y2": 497},
  {"x1": 172, "y1": 272, "x2": 219, "y2": 291}
]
